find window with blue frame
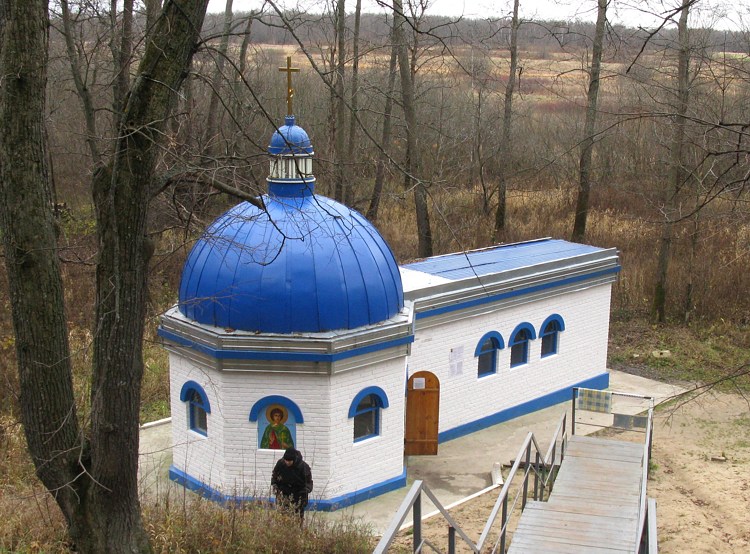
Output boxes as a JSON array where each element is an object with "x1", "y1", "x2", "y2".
[
  {"x1": 475, "y1": 332, "x2": 504, "y2": 377},
  {"x1": 509, "y1": 323, "x2": 536, "y2": 368},
  {"x1": 540, "y1": 316, "x2": 564, "y2": 357},
  {"x1": 353, "y1": 395, "x2": 379, "y2": 440},
  {"x1": 349, "y1": 387, "x2": 389, "y2": 442},
  {"x1": 180, "y1": 381, "x2": 211, "y2": 436}
]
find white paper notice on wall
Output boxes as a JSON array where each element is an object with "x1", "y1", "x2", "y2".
[
  {"x1": 449, "y1": 346, "x2": 464, "y2": 376},
  {"x1": 413, "y1": 377, "x2": 426, "y2": 389}
]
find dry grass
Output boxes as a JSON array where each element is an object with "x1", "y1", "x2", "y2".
[{"x1": 1, "y1": 418, "x2": 375, "y2": 553}]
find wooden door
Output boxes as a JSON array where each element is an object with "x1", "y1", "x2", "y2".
[{"x1": 404, "y1": 371, "x2": 440, "y2": 455}]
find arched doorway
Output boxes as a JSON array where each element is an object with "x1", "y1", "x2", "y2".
[{"x1": 405, "y1": 371, "x2": 440, "y2": 455}]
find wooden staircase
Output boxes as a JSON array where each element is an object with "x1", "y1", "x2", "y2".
[{"x1": 508, "y1": 435, "x2": 644, "y2": 553}]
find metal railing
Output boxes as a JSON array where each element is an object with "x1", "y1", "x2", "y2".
[
  {"x1": 476, "y1": 410, "x2": 567, "y2": 553},
  {"x1": 635, "y1": 405, "x2": 656, "y2": 553},
  {"x1": 374, "y1": 410, "x2": 568, "y2": 554},
  {"x1": 372, "y1": 480, "x2": 480, "y2": 554},
  {"x1": 375, "y1": 388, "x2": 659, "y2": 553}
]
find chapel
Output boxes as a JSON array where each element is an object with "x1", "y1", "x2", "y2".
[{"x1": 159, "y1": 62, "x2": 620, "y2": 510}]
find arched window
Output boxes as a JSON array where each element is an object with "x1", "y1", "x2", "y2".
[
  {"x1": 180, "y1": 381, "x2": 211, "y2": 436},
  {"x1": 475, "y1": 331, "x2": 504, "y2": 377},
  {"x1": 509, "y1": 323, "x2": 537, "y2": 368},
  {"x1": 540, "y1": 314, "x2": 565, "y2": 357},
  {"x1": 348, "y1": 387, "x2": 389, "y2": 442}
]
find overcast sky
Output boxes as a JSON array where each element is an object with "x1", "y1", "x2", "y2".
[{"x1": 207, "y1": 0, "x2": 747, "y2": 31}]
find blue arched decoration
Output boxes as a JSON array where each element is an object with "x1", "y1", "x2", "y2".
[
  {"x1": 475, "y1": 331, "x2": 504, "y2": 377},
  {"x1": 348, "y1": 386, "x2": 389, "y2": 417},
  {"x1": 509, "y1": 322, "x2": 536, "y2": 368},
  {"x1": 473, "y1": 331, "x2": 505, "y2": 356},
  {"x1": 539, "y1": 314, "x2": 566, "y2": 334},
  {"x1": 510, "y1": 322, "x2": 537, "y2": 342},
  {"x1": 179, "y1": 380, "x2": 211, "y2": 413},
  {"x1": 539, "y1": 314, "x2": 565, "y2": 357},
  {"x1": 249, "y1": 395, "x2": 304, "y2": 423}
]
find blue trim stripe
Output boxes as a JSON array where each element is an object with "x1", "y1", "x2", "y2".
[
  {"x1": 158, "y1": 327, "x2": 414, "y2": 362},
  {"x1": 249, "y1": 395, "x2": 304, "y2": 423},
  {"x1": 438, "y1": 373, "x2": 610, "y2": 443},
  {"x1": 168, "y1": 466, "x2": 407, "y2": 512},
  {"x1": 416, "y1": 267, "x2": 620, "y2": 320}
]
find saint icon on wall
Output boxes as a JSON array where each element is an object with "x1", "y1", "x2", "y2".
[{"x1": 260, "y1": 405, "x2": 295, "y2": 450}]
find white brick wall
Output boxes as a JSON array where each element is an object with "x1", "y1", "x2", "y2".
[
  {"x1": 169, "y1": 354, "x2": 226, "y2": 490},
  {"x1": 218, "y1": 370, "x2": 330, "y2": 499},
  {"x1": 170, "y1": 352, "x2": 407, "y2": 502},
  {"x1": 168, "y1": 281, "x2": 612, "y2": 505},
  {"x1": 326, "y1": 358, "x2": 406, "y2": 498},
  {"x1": 408, "y1": 284, "x2": 612, "y2": 433}
]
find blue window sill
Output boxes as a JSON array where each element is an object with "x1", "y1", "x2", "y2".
[
  {"x1": 189, "y1": 428, "x2": 208, "y2": 438},
  {"x1": 478, "y1": 371, "x2": 497, "y2": 379}
]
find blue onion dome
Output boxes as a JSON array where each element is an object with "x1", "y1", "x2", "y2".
[
  {"x1": 178, "y1": 118, "x2": 403, "y2": 334},
  {"x1": 268, "y1": 115, "x2": 313, "y2": 155}
]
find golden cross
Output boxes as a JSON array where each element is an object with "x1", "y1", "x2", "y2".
[{"x1": 278, "y1": 56, "x2": 300, "y2": 116}]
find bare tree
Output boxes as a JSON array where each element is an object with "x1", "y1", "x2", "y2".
[
  {"x1": 0, "y1": 0, "x2": 211, "y2": 551},
  {"x1": 344, "y1": 0, "x2": 362, "y2": 205},
  {"x1": 334, "y1": 0, "x2": 347, "y2": 201},
  {"x1": 205, "y1": 0, "x2": 235, "y2": 158},
  {"x1": 653, "y1": 0, "x2": 692, "y2": 322},
  {"x1": 367, "y1": 22, "x2": 398, "y2": 220},
  {"x1": 109, "y1": 0, "x2": 134, "y2": 130},
  {"x1": 494, "y1": 0, "x2": 521, "y2": 240},
  {"x1": 394, "y1": 0, "x2": 432, "y2": 257},
  {"x1": 571, "y1": 0, "x2": 607, "y2": 242}
]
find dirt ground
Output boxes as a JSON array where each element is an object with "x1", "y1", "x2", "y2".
[{"x1": 390, "y1": 390, "x2": 750, "y2": 553}]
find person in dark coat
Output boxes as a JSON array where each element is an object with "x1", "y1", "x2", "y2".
[{"x1": 271, "y1": 447, "x2": 313, "y2": 524}]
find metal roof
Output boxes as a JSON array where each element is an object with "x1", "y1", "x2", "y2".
[
  {"x1": 178, "y1": 194, "x2": 404, "y2": 334},
  {"x1": 402, "y1": 239, "x2": 606, "y2": 282},
  {"x1": 400, "y1": 239, "x2": 620, "y2": 318}
]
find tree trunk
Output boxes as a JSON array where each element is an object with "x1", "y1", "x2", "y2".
[
  {"x1": 145, "y1": 0, "x2": 162, "y2": 33},
  {"x1": 237, "y1": 14, "x2": 255, "y2": 79},
  {"x1": 653, "y1": 0, "x2": 691, "y2": 323},
  {"x1": 110, "y1": 0, "x2": 134, "y2": 131},
  {"x1": 0, "y1": 0, "x2": 87, "y2": 542},
  {"x1": 333, "y1": 0, "x2": 346, "y2": 202},
  {"x1": 0, "y1": 1, "x2": 210, "y2": 551},
  {"x1": 367, "y1": 26, "x2": 398, "y2": 221},
  {"x1": 494, "y1": 0, "x2": 520, "y2": 241},
  {"x1": 571, "y1": 0, "x2": 606, "y2": 243},
  {"x1": 343, "y1": 0, "x2": 361, "y2": 206},
  {"x1": 394, "y1": 0, "x2": 432, "y2": 257}
]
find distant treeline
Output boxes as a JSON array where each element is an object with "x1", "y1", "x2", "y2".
[{"x1": 201, "y1": 9, "x2": 749, "y2": 55}]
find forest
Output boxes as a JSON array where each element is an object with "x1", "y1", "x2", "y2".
[
  {"x1": 44, "y1": 3, "x2": 750, "y2": 322},
  {"x1": 1, "y1": 0, "x2": 750, "y2": 551}
]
